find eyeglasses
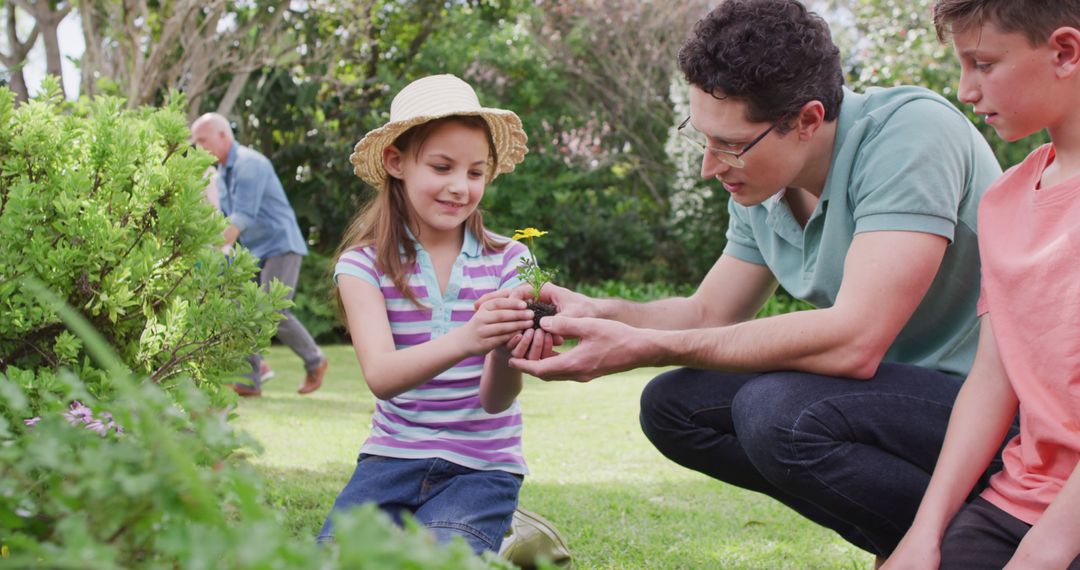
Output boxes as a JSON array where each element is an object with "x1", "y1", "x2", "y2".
[{"x1": 677, "y1": 116, "x2": 776, "y2": 169}]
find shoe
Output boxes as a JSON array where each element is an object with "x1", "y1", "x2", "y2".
[
  {"x1": 259, "y1": 361, "x2": 275, "y2": 382},
  {"x1": 232, "y1": 383, "x2": 262, "y2": 397},
  {"x1": 297, "y1": 359, "x2": 328, "y2": 394}
]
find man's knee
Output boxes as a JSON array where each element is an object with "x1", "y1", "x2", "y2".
[
  {"x1": 730, "y1": 372, "x2": 842, "y2": 477},
  {"x1": 638, "y1": 368, "x2": 686, "y2": 444}
]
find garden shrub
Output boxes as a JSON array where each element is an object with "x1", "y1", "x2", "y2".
[
  {"x1": 0, "y1": 286, "x2": 513, "y2": 568},
  {"x1": 0, "y1": 82, "x2": 289, "y2": 412}
]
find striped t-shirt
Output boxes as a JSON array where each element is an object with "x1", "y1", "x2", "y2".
[{"x1": 335, "y1": 228, "x2": 531, "y2": 475}]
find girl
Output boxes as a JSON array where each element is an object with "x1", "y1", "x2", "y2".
[{"x1": 317, "y1": 74, "x2": 540, "y2": 554}]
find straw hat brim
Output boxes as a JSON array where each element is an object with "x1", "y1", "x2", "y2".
[{"x1": 350, "y1": 109, "x2": 528, "y2": 189}]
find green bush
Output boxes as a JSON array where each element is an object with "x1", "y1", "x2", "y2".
[
  {"x1": 575, "y1": 279, "x2": 695, "y2": 302},
  {"x1": 0, "y1": 285, "x2": 512, "y2": 569},
  {"x1": 0, "y1": 83, "x2": 289, "y2": 410}
]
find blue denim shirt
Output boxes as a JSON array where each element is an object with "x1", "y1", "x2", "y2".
[{"x1": 217, "y1": 143, "x2": 308, "y2": 260}]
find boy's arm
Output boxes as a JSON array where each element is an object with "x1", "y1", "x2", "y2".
[
  {"x1": 884, "y1": 315, "x2": 1017, "y2": 569},
  {"x1": 340, "y1": 276, "x2": 533, "y2": 400},
  {"x1": 1006, "y1": 462, "x2": 1080, "y2": 568}
]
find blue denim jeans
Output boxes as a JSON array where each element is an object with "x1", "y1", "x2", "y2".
[
  {"x1": 639, "y1": 363, "x2": 1019, "y2": 557},
  {"x1": 318, "y1": 454, "x2": 523, "y2": 554}
]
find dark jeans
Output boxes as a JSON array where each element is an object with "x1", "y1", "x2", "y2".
[
  {"x1": 639, "y1": 363, "x2": 1018, "y2": 556},
  {"x1": 941, "y1": 497, "x2": 1080, "y2": 569}
]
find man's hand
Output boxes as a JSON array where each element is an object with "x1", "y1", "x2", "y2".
[
  {"x1": 222, "y1": 223, "x2": 241, "y2": 249},
  {"x1": 474, "y1": 282, "x2": 596, "y2": 319},
  {"x1": 533, "y1": 282, "x2": 596, "y2": 318},
  {"x1": 509, "y1": 316, "x2": 651, "y2": 381}
]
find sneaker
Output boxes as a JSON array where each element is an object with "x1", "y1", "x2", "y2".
[
  {"x1": 259, "y1": 361, "x2": 275, "y2": 383},
  {"x1": 297, "y1": 359, "x2": 328, "y2": 395},
  {"x1": 232, "y1": 383, "x2": 262, "y2": 397}
]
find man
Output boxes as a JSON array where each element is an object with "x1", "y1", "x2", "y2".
[
  {"x1": 503, "y1": 0, "x2": 1014, "y2": 559},
  {"x1": 192, "y1": 113, "x2": 327, "y2": 397}
]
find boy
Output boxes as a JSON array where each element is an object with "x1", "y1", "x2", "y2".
[{"x1": 884, "y1": 2, "x2": 1080, "y2": 568}]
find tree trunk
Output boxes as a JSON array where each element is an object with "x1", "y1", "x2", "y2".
[
  {"x1": 39, "y1": 18, "x2": 64, "y2": 97},
  {"x1": 214, "y1": 69, "x2": 253, "y2": 119},
  {"x1": 78, "y1": 4, "x2": 97, "y2": 98},
  {"x1": 1, "y1": 2, "x2": 39, "y2": 103},
  {"x1": 10, "y1": 0, "x2": 71, "y2": 98},
  {"x1": 7, "y1": 68, "x2": 30, "y2": 102}
]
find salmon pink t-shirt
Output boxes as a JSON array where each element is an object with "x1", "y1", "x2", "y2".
[{"x1": 977, "y1": 143, "x2": 1080, "y2": 524}]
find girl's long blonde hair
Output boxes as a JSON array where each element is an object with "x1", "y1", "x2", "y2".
[{"x1": 333, "y1": 115, "x2": 509, "y2": 322}]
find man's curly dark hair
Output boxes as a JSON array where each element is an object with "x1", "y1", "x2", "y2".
[{"x1": 678, "y1": 0, "x2": 844, "y2": 133}]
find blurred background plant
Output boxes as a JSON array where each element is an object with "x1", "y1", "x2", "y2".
[
  {"x1": 0, "y1": 83, "x2": 288, "y2": 412},
  {"x1": 0, "y1": 280, "x2": 515, "y2": 569}
]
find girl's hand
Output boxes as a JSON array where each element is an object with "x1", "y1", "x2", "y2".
[
  {"x1": 505, "y1": 327, "x2": 556, "y2": 361},
  {"x1": 459, "y1": 297, "x2": 534, "y2": 356}
]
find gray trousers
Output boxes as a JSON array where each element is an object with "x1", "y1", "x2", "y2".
[{"x1": 244, "y1": 252, "x2": 324, "y2": 387}]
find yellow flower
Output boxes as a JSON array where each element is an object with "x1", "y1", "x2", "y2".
[
  {"x1": 2, "y1": 544, "x2": 8, "y2": 558},
  {"x1": 512, "y1": 227, "x2": 548, "y2": 241}
]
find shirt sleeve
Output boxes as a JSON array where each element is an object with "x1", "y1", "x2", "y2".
[
  {"x1": 335, "y1": 247, "x2": 381, "y2": 289},
  {"x1": 848, "y1": 99, "x2": 975, "y2": 242},
  {"x1": 228, "y1": 152, "x2": 273, "y2": 233},
  {"x1": 500, "y1": 240, "x2": 531, "y2": 290}
]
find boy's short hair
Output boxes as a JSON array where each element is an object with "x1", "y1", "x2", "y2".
[
  {"x1": 677, "y1": 0, "x2": 843, "y2": 133},
  {"x1": 933, "y1": 0, "x2": 1080, "y2": 45}
]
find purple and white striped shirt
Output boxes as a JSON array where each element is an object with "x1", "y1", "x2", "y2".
[{"x1": 335, "y1": 229, "x2": 531, "y2": 474}]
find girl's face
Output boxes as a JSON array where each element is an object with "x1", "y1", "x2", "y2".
[{"x1": 385, "y1": 120, "x2": 491, "y2": 243}]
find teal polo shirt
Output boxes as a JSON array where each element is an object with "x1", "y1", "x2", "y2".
[{"x1": 724, "y1": 86, "x2": 1002, "y2": 377}]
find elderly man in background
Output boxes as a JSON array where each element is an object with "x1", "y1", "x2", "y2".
[{"x1": 192, "y1": 113, "x2": 327, "y2": 397}]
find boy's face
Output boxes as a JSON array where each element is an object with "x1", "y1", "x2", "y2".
[{"x1": 953, "y1": 23, "x2": 1060, "y2": 141}]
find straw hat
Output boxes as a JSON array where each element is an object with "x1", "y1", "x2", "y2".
[{"x1": 350, "y1": 74, "x2": 528, "y2": 188}]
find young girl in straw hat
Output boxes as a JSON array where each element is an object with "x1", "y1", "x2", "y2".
[{"x1": 317, "y1": 74, "x2": 542, "y2": 554}]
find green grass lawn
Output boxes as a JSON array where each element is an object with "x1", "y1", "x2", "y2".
[{"x1": 233, "y1": 345, "x2": 872, "y2": 569}]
